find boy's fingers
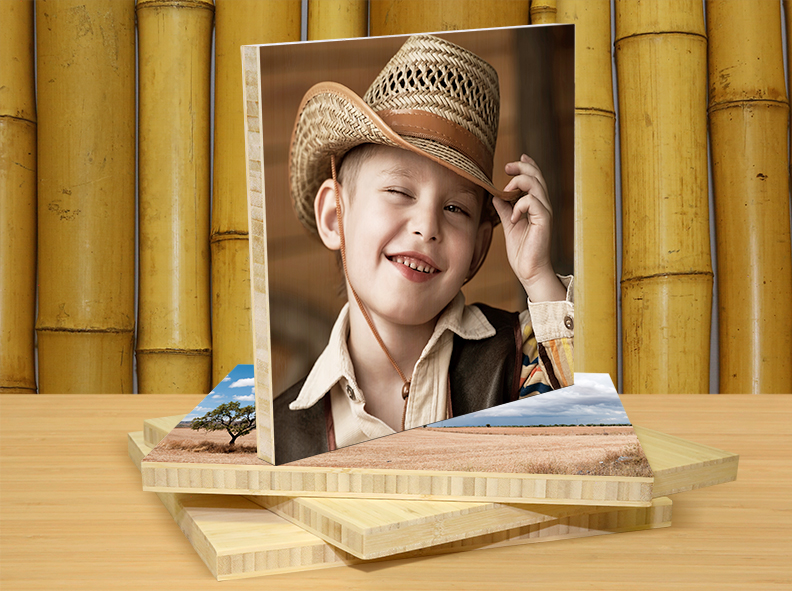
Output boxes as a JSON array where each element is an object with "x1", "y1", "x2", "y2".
[
  {"x1": 511, "y1": 192, "x2": 552, "y2": 226},
  {"x1": 503, "y1": 173, "x2": 552, "y2": 215},
  {"x1": 506, "y1": 158, "x2": 548, "y2": 195},
  {"x1": 491, "y1": 196, "x2": 515, "y2": 231}
]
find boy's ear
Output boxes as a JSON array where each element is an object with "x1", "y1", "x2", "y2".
[
  {"x1": 314, "y1": 179, "x2": 342, "y2": 251},
  {"x1": 469, "y1": 218, "x2": 493, "y2": 278}
]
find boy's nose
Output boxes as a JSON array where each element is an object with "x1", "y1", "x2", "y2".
[{"x1": 411, "y1": 206, "x2": 440, "y2": 242}]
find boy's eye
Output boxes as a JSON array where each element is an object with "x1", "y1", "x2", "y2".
[
  {"x1": 445, "y1": 204, "x2": 470, "y2": 216},
  {"x1": 385, "y1": 188, "x2": 412, "y2": 198}
]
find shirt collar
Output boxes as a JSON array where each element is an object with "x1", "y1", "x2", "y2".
[{"x1": 289, "y1": 291, "x2": 496, "y2": 410}]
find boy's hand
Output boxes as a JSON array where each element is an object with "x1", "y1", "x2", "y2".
[{"x1": 493, "y1": 155, "x2": 567, "y2": 303}]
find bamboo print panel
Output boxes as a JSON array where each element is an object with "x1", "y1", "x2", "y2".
[
  {"x1": 706, "y1": 0, "x2": 792, "y2": 394},
  {"x1": 35, "y1": 0, "x2": 136, "y2": 393},
  {"x1": 136, "y1": 0, "x2": 214, "y2": 394},
  {"x1": 139, "y1": 413, "x2": 665, "y2": 560},
  {"x1": 211, "y1": 0, "x2": 301, "y2": 387},
  {"x1": 369, "y1": 0, "x2": 530, "y2": 35},
  {"x1": 0, "y1": 0, "x2": 37, "y2": 393},
  {"x1": 130, "y1": 431, "x2": 673, "y2": 581},
  {"x1": 615, "y1": 0, "x2": 713, "y2": 394},
  {"x1": 245, "y1": 27, "x2": 575, "y2": 466},
  {"x1": 557, "y1": 0, "x2": 617, "y2": 384}
]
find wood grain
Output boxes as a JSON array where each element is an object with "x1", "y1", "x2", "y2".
[
  {"x1": 130, "y1": 431, "x2": 672, "y2": 579},
  {"x1": 0, "y1": 394, "x2": 788, "y2": 590}
]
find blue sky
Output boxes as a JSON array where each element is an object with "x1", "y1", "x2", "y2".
[
  {"x1": 182, "y1": 364, "x2": 256, "y2": 422},
  {"x1": 429, "y1": 373, "x2": 631, "y2": 427}
]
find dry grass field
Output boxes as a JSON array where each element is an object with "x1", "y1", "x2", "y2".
[
  {"x1": 144, "y1": 426, "x2": 262, "y2": 465},
  {"x1": 286, "y1": 426, "x2": 653, "y2": 477}
]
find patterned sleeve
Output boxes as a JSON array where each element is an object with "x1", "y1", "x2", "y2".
[{"x1": 517, "y1": 276, "x2": 574, "y2": 397}]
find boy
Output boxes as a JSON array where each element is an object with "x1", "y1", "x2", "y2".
[{"x1": 275, "y1": 34, "x2": 573, "y2": 463}]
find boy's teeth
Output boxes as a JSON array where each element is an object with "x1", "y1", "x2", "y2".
[{"x1": 391, "y1": 255, "x2": 436, "y2": 274}]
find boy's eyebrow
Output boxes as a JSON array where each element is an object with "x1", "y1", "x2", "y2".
[{"x1": 379, "y1": 165, "x2": 483, "y2": 200}]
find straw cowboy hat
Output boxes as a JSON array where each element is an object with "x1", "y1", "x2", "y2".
[{"x1": 289, "y1": 34, "x2": 520, "y2": 236}]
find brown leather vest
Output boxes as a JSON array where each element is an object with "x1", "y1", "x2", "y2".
[{"x1": 273, "y1": 304, "x2": 522, "y2": 465}]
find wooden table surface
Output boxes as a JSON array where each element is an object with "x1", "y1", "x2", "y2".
[{"x1": 1, "y1": 394, "x2": 790, "y2": 590}]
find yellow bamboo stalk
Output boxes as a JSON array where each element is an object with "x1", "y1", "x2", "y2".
[
  {"x1": 0, "y1": 0, "x2": 37, "y2": 393},
  {"x1": 136, "y1": 0, "x2": 214, "y2": 394},
  {"x1": 212, "y1": 0, "x2": 301, "y2": 385},
  {"x1": 707, "y1": 0, "x2": 792, "y2": 394},
  {"x1": 615, "y1": 1, "x2": 713, "y2": 394},
  {"x1": 557, "y1": 0, "x2": 617, "y2": 385},
  {"x1": 369, "y1": 0, "x2": 529, "y2": 35},
  {"x1": 36, "y1": 0, "x2": 136, "y2": 393},
  {"x1": 530, "y1": 0, "x2": 556, "y2": 24},
  {"x1": 308, "y1": 0, "x2": 367, "y2": 40}
]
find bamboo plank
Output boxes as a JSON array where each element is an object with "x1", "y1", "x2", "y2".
[
  {"x1": 211, "y1": 0, "x2": 301, "y2": 386},
  {"x1": 130, "y1": 431, "x2": 672, "y2": 580},
  {"x1": 144, "y1": 415, "x2": 186, "y2": 447},
  {"x1": 136, "y1": 0, "x2": 214, "y2": 395},
  {"x1": 141, "y1": 418, "x2": 736, "y2": 505},
  {"x1": 369, "y1": 0, "x2": 529, "y2": 35},
  {"x1": 530, "y1": 0, "x2": 556, "y2": 24},
  {"x1": 615, "y1": 0, "x2": 713, "y2": 393},
  {"x1": 35, "y1": 0, "x2": 136, "y2": 393},
  {"x1": 308, "y1": 0, "x2": 367, "y2": 40},
  {"x1": 706, "y1": 0, "x2": 792, "y2": 394},
  {"x1": 557, "y1": 0, "x2": 617, "y2": 383},
  {"x1": 0, "y1": 0, "x2": 36, "y2": 393}
]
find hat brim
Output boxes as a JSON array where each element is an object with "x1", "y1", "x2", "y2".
[{"x1": 289, "y1": 81, "x2": 520, "y2": 236}]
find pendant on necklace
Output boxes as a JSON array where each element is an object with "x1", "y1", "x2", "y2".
[{"x1": 402, "y1": 381, "x2": 411, "y2": 400}]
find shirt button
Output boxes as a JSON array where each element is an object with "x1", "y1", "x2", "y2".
[
  {"x1": 346, "y1": 384, "x2": 357, "y2": 401},
  {"x1": 564, "y1": 316, "x2": 573, "y2": 330}
]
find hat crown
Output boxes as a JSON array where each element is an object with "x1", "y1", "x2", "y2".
[{"x1": 362, "y1": 35, "x2": 500, "y2": 159}]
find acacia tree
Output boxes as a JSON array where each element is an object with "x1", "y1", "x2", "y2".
[{"x1": 191, "y1": 401, "x2": 255, "y2": 446}]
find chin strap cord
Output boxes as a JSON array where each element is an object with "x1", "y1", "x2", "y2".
[{"x1": 331, "y1": 155, "x2": 412, "y2": 430}]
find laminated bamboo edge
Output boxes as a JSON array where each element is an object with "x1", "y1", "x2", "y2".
[
  {"x1": 308, "y1": 0, "x2": 368, "y2": 40},
  {"x1": 35, "y1": 0, "x2": 136, "y2": 394},
  {"x1": 530, "y1": 0, "x2": 556, "y2": 24},
  {"x1": 136, "y1": 0, "x2": 214, "y2": 395},
  {"x1": 369, "y1": 0, "x2": 530, "y2": 36},
  {"x1": 706, "y1": 0, "x2": 792, "y2": 393},
  {"x1": 130, "y1": 432, "x2": 672, "y2": 580},
  {"x1": 144, "y1": 415, "x2": 186, "y2": 447},
  {"x1": 141, "y1": 457, "x2": 654, "y2": 506},
  {"x1": 0, "y1": 117, "x2": 37, "y2": 393},
  {"x1": 242, "y1": 45, "x2": 275, "y2": 465},
  {"x1": 211, "y1": 0, "x2": 301, "y2": 386}
]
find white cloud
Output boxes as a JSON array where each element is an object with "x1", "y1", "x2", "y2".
[
  {"x1": 211, "y1": 394, "x2": 223, "y2": 399},
  {"x1": 221, "y1": 376, "x2": 231, "y2": 382},
  {"x1": 230, "y1": 377, "x2": 254, "y2": 389},
  {"x1": 233, "y1": 394, "x2": 255, "y2": 401}
]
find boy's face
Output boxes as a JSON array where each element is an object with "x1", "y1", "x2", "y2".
[{"x1": 331, "y1": 145, "x2": 491, "y2": 328}]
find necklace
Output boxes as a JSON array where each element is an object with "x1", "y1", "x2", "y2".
[{"x1": 331, "y1": 155, "x2": 412, "y2": 430}]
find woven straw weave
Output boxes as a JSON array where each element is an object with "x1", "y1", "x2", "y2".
[{"x1": 289, "y1": 35, "x2": 505, "y2": 235}]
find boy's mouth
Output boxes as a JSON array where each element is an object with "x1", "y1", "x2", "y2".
[{"x1": 386, "y1": 254, "x2": 440, "y2": 274}]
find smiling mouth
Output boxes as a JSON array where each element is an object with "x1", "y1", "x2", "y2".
[{"x1": 387, "y1": 255, "x2": 440, "y2": 274}]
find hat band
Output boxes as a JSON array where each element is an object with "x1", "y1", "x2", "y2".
[{"x1": 376, "y1": 109, "x2": 494, "y2": 179}]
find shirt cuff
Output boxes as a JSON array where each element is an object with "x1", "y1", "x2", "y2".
[{"x1": 526, "y1": 275, "x2": 574, "y2": 342}]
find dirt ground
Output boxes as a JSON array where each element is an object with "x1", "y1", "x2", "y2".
[{"x1": 285, "y1": 426, "x2": 653, "y2": 477}]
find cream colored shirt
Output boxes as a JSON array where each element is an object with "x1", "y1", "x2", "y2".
[{"x1": 288, "y1": 278, "x2": 574, "y2": 449}]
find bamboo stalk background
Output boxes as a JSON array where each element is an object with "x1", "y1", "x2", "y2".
[
  {"x1": 136, "y1": 0, "x2": 214, "y2": 394},
  {"x1": 211, "y1": 0, "x2": 301, "y2": 387},
  {"x1": 530, "y1": 0, "x2": 557, "y2": 24},
  {"x1": 35, "y1": 0, "x2": 136, "y2": 393},
  {"x1": 369, "y1": 0, "x2": 529, "y2": 35},
  {"x1": 615, "y1": 1, "x2": 713, "y2": 394},
  {"x1": 308, "y1": 0, "x2": 368, "y2": 40},
  {"x1": 557, "y1": 0, "x2": 617, "y2": 386},
  {"x1": 706, "y1": 0, "x2": 792, "y2": 394},
  {"x1": 0, "y1": 0, "x2": 37, "y2": 393}
]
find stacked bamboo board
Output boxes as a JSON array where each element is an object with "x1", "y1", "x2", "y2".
[{"x1": 134, "y1": 415, "x2": 737, "y2": 580}]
